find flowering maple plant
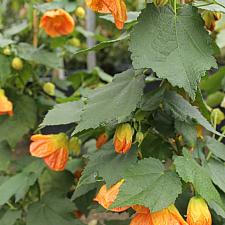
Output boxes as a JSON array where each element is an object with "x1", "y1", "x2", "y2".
[{"x1": 1, "y1": 0, "x2": 225, "y2": 225}]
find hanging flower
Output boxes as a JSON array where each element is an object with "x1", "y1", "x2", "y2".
[
  {"x1": 0, "y1": 89, "x2": 13, "y2": 116},
  {"x1": 151, "y1": 205, "x2": 188, "y2": 225},
  {"x1": 187, "y1": 197, "x2": 212, "y2": 225},
  {"x1": 96, "y1": 133, "x2": 108, "y2": 149},
  {"x1": 86, "y1": 0, "x2": 127, "y2": 29},
  {"x1": 40, "y1": 9, "x2": 75, "y2": 37},
  {"x1": 94, "y1": 179, "x2": 129, "y2": 212},
  {"x1": 130, "y1": 206, "x2": 154, "y2": 225},
  {"x1": 114, "y1": 123, "x2": 133, "y2": 154},
  {"x1": 30, "y1": 133, "x2": 69, "y2": 171}
]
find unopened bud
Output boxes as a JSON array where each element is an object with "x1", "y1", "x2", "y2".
[
  {"x1": 3, "y1": 47, "x2": 11, "y2": 56},
  {"x1": 136, "y1": 131, "x2": 144, "y2": 144},
  {"x1": 68, "y1": 38, "x2": 81, "y2": 48},
  {"x1": 43, "y1": 82, "x2": 55, "y2": 96},
  {"x1": 211, "y1": 108, "x2": 225, "y2": 125},
  {"x1": 75, "y1": 7, "x2": 86, "y2": 18},
  {"x1": 11, "y1": 57, "x2": 23, "y2": 71}
]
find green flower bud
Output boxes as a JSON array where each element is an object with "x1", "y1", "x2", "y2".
[
  {"x1": 12, "y1": 57, "x2": 23, "y2": 71},
  {"x1": 211, "y1": 108, "x2": 225, "y2": 125},
  {"x1": 43, "y1": 82, "x2": 55, "y2": 96},
  {"x1": 69, "y1": 137, "x2": 81, "y2": 156}
]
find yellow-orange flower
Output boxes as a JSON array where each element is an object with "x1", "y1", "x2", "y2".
[
  {"x1": 30, "y1": 133, "x2": 69, "y2": 171},
  {"x1": 0, "y1": 89, "x2": 13, "y2": 116},
  {"x1": 187, "y1": 197, "x2": 212, "y2": 225},
  {"x1": 114, "y1": 123, "x2": 133, "y2": 154},
  {"x1": 40, "y1": 9, "x2": 75, "y2": 37},
  {"x1": 86, "y1": 0, "x2": 127, "y2": 29},
  {"x1": 94, "y1": 179, "x2": 129, "y2": 212},
  {"x1": 151, "y1": 205, "x2": 188, "y2": 225},
  {"x1": 130, "y1": 206, "x2": 154, "y2": 225},
  {"x1": 96, "y1": 133, "x2": 108, "y2": 149}
]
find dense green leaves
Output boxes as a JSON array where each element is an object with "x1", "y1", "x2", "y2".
[
  {"x1": 0, "y1": 210, "x2": 21, "y2": 225},
  {"x1": 112, "y1": 158, "x2": 182, "y2": 212},
  {"x1": 0, "y1": 94, "x2": 37, "y2": 146},
  {"x1": 41, "y1": 101, "x2": 84, "y2": 126},
  {"x1": 0, "y1": 55, "x2": 11, "y2": 86},
  {"x1": 27, "y1": 192, "x2": 83, "y2": 225},
  {"x1": 0, "y1": 159, "x2": 45, "y2": 205},
  {"x1": 206, "y1": 137, "x2": 225, "y2": 161},
  {"x1": 130, "y1": 4, "x2": 217, "y2": 99},
  {"x1": 73, "y1": 142, "x2": 137, "y2": 199},
  {"x1": 17, "y1": 43, "x2": 62, "y2": 68},
  {"x1": 163, "y1": 91, "x2": 219, "y2": 135},
  {"x1": 74, "y1": 69, "x2": 145, "y2": 133},
  {"x1": 174, "y1": 150, "x2": 223, "y2": 207}
]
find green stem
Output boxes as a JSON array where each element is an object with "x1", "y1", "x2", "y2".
[{"x1": 174, "y1": 0, "x2": 177, "y2": 15}]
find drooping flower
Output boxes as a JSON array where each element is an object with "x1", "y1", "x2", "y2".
[
  {"x1": 187, "y1": 197, "x2": 212, "y2": 225},
  {"x1": 0, "y1": 89, "x2": 13, "y2": 116},
  {"x1": 130, "y1": 205, "x2": 154, "y2": 225},
  {"x1": 96, "y1": 133, "x2": 108, "y2": 149},
  {"x1": 40, "y1": 9, "x2": 75, "y2": 37},
  {"x1": 94, "y1": 179, "x2": 129, "y2": 212},
  {"x1": 151, "y1": 205, "x2": 188, "y2": 225},
  {"x1": 202, "y1": 11, "x2": 222, "y2": 31},
  {"x1": 86, "y1": 0, "x2": 127, "y2": 29},
  {"x1": 30, "y1": 133, "x2": 69, "y2": 171},
  {"x1": 114, "y1": 123, "x2": 133, "y2": 154}
]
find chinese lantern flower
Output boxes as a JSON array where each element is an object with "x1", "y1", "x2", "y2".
[
  {"x1": 86, "y1": 0, "x2": 127, "y2": 29},
  {"x1": 94, "y1": 179, "x2": 129, "y2": 212},
  {"x1": 187, "y1": 197, "x2": 212, "y2": 225},
  {"x1": 96, "y1": 133, "x2": 108, "y2": 149},
  {"x1": 151, "y1": 205, "x2": 188, "y2": 225},
  {"x1": 30, "y1": 133, "x2": 69, "y2": 171},
  {"x1": 202, "y1": 11, "x2": 222, "y2": 31},
  {"x1": 0, "y1": 89, "x2": 13, "y2": 116},
  {"x1": 114, "y1": 123, "x2": 133, "y2": 154},
  {"x1": 130, "y1": 205, "x2": 154, "y2": 225},
  {"x1": 40, "y1": 9, "x2": 75, "y2": 37}
]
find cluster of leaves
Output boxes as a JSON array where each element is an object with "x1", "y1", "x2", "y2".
[{"x1": 1, "y1": 0, "x2": 225, "y2": 224}]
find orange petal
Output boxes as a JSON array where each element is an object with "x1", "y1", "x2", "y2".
[
  {"x1": 44, "y1": 147, "x2": 68, "y2": 171},
  {"x1": 130, "y1": 212, "x2": 154, "y2": 225},
  {"x1": 132, "y1": 205, "x2": 150, "y2": 214}
]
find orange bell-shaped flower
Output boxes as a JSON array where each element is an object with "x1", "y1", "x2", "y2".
[
  {"x1": 130, "y1": 205, "x2": 154, "y2": 225},
  {"x1": 94, "y1": 179, "x2": 129, "y2": 212},
  {"x1": 151, "y1": 205, "x2": 188, "y2": 225},
  {"x1": 86, "y1": 0, "x2": 127, "y2": 29},
  {"x1": 187, "y1": 197, "x2": 212, "y2": 225},
  {"x1": 30, "y1": 133, "x2": 69, "y2": 171},
  {"x1": 96, "y1": 133, "x2": 108, "y2": 149},
  {"x1": 40, "y1": 9, "x2": 75, "y2": 37},
  {"x1": 114, "y1": 123, "x2": 133, "y2": 154},
  {"x1": 0, "y1": 89, "x2": 13, "y2": 116}
]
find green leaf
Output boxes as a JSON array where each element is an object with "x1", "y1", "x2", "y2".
[
  {"x1": 0, "y1": 141, "x2": 12, "y2": 171},
  {"x1": 17, "y1": 43, "x2": 62, "y2": 69},
  {"x1": 74, "y1": 69, "x2": 145, "y2": 133},
  {"x1": 130, "y1": 4, "x2": 217, "y2": 99},
  {"x1": 0, "y1": 159, "x2": 45, "y2": 205},
  {"x1": 35, "y1": 2, "x2": 76, "y2": 13},
  {"x1": 0, "y1": 94, "x2": 37, "y2": 147},
  {"x1": 27, "y1": 192, "x2": 83, "y2": 225},
  {"x1": 112, "y1": 158, "x2": 182, "y2": 212},
  {"x1": 193, "y1": 0, "x2": 225, "y2": 13},
  {"x1": 0, "y1": 210, "x2": 21, "y2": 225},
  {"x1": 174, "y1": 149, "x2": 223, "y2": 207},
  {"x1": 163, "y1": 91, "x2": 220, "y2": 136},
  {"x1": 41, "y1": 101, "x2": 84, "y2": 127},
  {"x1": 69, "y1": 33, "x2": 129, "y2": 56},
  {"x1": 207, "y1": 159, "x2": 225, "y2": 193},
  {"x1": 39, "y1": 170, "x2": 74, "y2": 195},
  {"x1": 206, "y1": 137, "x2": 225, "y2": 161},
  {"x1": 73, "y1": 142, "x2": 137, "y2": 199},
  {"x1": 201, "y1": 67, "x2": 225, "y2": 94},
  {"x1": 0, "y1": 37, "x2": 14, "y2": 48},
  {"x1": 206, "y1": 91, "x2": 224, "y2": 108},
  {"x1": 0, "y1": 55, "x2": 11, "y2": 86},
  {"x1": 4, "y1": 21, "x2": 28, "y2": 36}
]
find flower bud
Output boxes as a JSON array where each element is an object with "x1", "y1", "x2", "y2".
[
  {"x1": 0, "y1": 89, "x2": 13, "y2": 116},
  {"x1": 96, "y1": 133, "x2": 108, "y2": 149},
  {"x1": 135, "y1": 131, "x2": 144, "y2": 144},
  {"x1": 210, "y1": 108, "x2": 225, "y2": 125},
  {"x1": 75, "y1": 6, "x2": 86, "y2": 18},
  {"x1": 202, "y1": 11, "x2": 222, "y2": 31},
  {"x1": 114, "y1": 123, "x2": 133, "y2": 154},
  {"x1": 153, "y1": 0, "x2": 168, "y2": 7},
  {"x1": 43, "y1": 82, "x2": 55, "y2": 96},
  {"x1": 187, "y1": 197, "x2": 212, "y2": 225},
  {"x1": 68, "y1": 38, "x2": 81, "y2": 48},
  {"x1": 69, "y1": 137, "x2": 81, "y2": 156},
  {"x1": 3, "y1": 47, "x2": 11, "y2": 56},
  {"x1": 11, "y1": 57, "x2": 23, "y2": 71}
]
